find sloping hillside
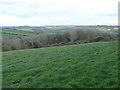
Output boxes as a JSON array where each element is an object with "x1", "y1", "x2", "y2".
[
  {"x1": 2, "y1": 41, "x2": 118, "y2": 88},
  {"x1": 2, "y1": 29, "x2": 36, "y2": 38}
]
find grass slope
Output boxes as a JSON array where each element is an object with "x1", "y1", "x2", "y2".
[
  {"x1": 2, "y1": 29, "x2": 36, "y2": 38},
  {"x1": 2, "y1": 41, "x2": 118, "y2": 88}
]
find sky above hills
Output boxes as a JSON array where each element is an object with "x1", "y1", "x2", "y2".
[{"x1": 0, "y1": 0, "x2": 119, "y2": 26}]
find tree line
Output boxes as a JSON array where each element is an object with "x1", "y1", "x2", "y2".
[{"x1": 2, "y1": 29, "x2": 117, "y2": 51}]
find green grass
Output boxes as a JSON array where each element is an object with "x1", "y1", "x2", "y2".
[
  {"x1": 2, "y1": 29, "x2": 36, "y2": 38},
  {"x1": 2, "y1": 34, "x2": 21, "y2": 38},
  {"x1": 2, "y1": 41, "x2": 118, "y2": 88}
]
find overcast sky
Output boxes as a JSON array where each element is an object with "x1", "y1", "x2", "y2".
[{"x1": 0, "y1": 0, "x2": 119, "y2": 26}]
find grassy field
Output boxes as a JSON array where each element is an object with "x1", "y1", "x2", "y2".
[
  {"x1": 2, "y1": 29, "x2": 37, "y2": 38},
  {"x1": 2, "y1": 41, "x2": 118, "y2": 88}
]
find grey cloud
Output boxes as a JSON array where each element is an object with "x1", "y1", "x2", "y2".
[
  {"x1": 0, "y1": 1, "x2": 15, "y2": 5},
  {"x1": 0, "y1": 0, "x2": 118, "y2": 26},
  {"x1": 98, "y1": 12, "x2": 117, "y2": 17},
  {"x1": 0, "y1": 4, "x2": 78, "y2": 18}
]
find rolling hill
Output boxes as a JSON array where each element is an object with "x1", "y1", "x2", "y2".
[
  {"x1": 2, "y1": 41, "x2": 118, "y2": 88},
  {"x1": 1, "y1": 28, "x2": 37, "y2": 38}
]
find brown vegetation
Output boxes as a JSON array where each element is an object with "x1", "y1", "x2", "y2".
[{"x1": 2, "y1": 29, "x2": 117, "y2": 51}]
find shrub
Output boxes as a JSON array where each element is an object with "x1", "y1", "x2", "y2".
[{"x1": 95, "y1": 36, "x2": 104, "y2": 41}]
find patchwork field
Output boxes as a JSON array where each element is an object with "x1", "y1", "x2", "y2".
[
  {"x1": 1, "y1": 25, "x2": 118, "y2": 38},
  {"x1": 1, "y1": 28, "x2": 37, "y2": 38},
  {"x1": 2, "y1": 41, "x2": 118, "y2": 88}
]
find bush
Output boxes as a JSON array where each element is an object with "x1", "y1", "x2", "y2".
[{"x1": 95, "y1": 36, "x2": 104, "y2": 41}]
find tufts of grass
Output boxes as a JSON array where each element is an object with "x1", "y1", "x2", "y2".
[{"x1": 2, "y1": 41, "x2": 118, "y2": 88}]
